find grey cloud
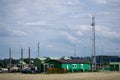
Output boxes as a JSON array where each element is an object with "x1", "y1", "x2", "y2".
[
  {"x1": 0, "y1": 27, "x2": 10, "y2": 37},
  {"x1": 0, "y1": 0, "x2": 120, "y2": 59}
]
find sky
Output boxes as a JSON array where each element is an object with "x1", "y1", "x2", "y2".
[{"x1": 0, "y1": 0, "x2": 120, "y2": 59}]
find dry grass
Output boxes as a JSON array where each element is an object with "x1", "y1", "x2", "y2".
[{"x1": 0, "y1": 72, "x2": 120, "y2": 80}]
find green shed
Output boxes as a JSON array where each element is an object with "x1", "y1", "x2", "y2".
[
  {"x1": 110, "y1": 62, "x2": 120, "y2": 71},
  {"x1": 33, "y1": 57, "x2": 60, "y2": 72},
  {"x1": 45, "y1": 60, "x2": 90, "y2": 72},
  {"x1": 33, "y1": 58, "x2": 41, "y2": 71},
  {"x1": 33, "y1": 57, "x2": 50, "y2": 72}
]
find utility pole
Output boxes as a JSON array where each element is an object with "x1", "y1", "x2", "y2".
[
  {"x1": 21, "y1": 48, "x2": 24, "y2": 69},
  {"x1": 74, "y1": 44, "x2": 76, "y2": 57},
  {"x1": 101, "y1": 43, "x2": 104, "y2": 70},
  {"x1": 38, "y1": 42, "x2": 40, "y2": 58},
  {"x1": 53, "y1": 46, "x2": 55, "y2": 57},
  {"x1": 49, "y1": 45, "x2": 55, "y2": 57},
  {"x1": 28, "y1": 47, "x2": 31, "y2": 67},
  {"x1": 9, "y1": 48, "x2": 12, "y2": 72},
  {"x1": 89, "y1": 13, "x2": 96, "y2": 71}
]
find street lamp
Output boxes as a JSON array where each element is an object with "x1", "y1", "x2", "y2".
[
  {"x1": 89, "y1": 13, "x2": 96, "y2": 71},
  {"x1": 38, "y1": 42, "x2": 40, "y2": 58}
]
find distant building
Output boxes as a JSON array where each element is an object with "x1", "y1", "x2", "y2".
[
  {"x1": 96, "y1": 55, "x2": 120, "y2": 70},
  {"x1": 45, "y1": 59, "x2": 91, "y2": 72},
  {"x1": 110, "y1": 62, "x2": 120, "y2": 71},
  {"x1": 33, "y1": 57, "x2": 60, "y2": 72},
  {"x1": 60, "y1": 57, "x2": 71, "y2": 60},
  {"x1": 96, "y1": 55, "x2": 120, "y2": 64}
]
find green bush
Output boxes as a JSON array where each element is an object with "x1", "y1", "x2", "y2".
[{"x1": 47, "y1": 68, "x2": 68, "y2": 74}]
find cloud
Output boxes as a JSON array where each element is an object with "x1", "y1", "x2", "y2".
[
  {"x1": 91, "y1": 0, "x2": 107, "y2": 4},
  {"x1": 61, "y1": 31, "x2": 80, "y2": 44},
  {"x1": 95, "y1": 25, "x2": 120, "y2": 40},
  {"x1": 10, "y1": 29, "x2": 27, "y2": 36},
  {"x1": 76, "y1": 31, "x2": 83, "y2": 36},
  {"x1": 91, "y1": 0, "x2": 120, "y2": 5},
  {"x1": 0, "y1": 26, "x2": 27, "y2": 37},
  {"x1": 0, "y1": 0, "x2": 120, "y2": 58},
  {"x1": 0, "y1": 27, "x2": 10, "y2": 37},
  {"x1": 66, "y1": 24, "x2": 91, "y2": 37},
  {"x1": 17, "y1": 21, "x2": 48, "y2": 26},
  {"x1": 67, "y1": 24, "x2": 91, "y2": 31},
  {"x1": 0, "y1": 0, "x2": 87, "y2": 23},
  {"x1": 48, "y1": 44, "x2": 54, "y2": 48},
  {"x1": 108, "y1": 0, "x2": 120, "y2": 3}
]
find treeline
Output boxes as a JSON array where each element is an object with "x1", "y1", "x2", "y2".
[{"x1": 0, "y1": 56, "x2": 92, "y2": 68}]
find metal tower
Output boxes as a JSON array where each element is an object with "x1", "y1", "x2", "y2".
[{"x1": 89, "y1": 14, "x2": 96, "y2": 71}]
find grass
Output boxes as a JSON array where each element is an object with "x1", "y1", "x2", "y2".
[{"x1": 0, "y1": 72, "x2": 120, "y2": 80}]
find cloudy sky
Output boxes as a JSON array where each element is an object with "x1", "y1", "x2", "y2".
[{"x1": 0, "y1": 0, "x2": 120, "y2": 59}]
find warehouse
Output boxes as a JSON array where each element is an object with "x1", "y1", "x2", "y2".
[
  {"x1": 110, "y1": 62, "x2": 120, "y2": 71},
  {"x1": 45, "y1": 59, "x2": 90, "y2": 72}
]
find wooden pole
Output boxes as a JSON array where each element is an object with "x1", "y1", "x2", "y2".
[
  {"x1": 21, "y1": 48, "x2": 24, "y2": 69},
  {"x1": 9, "y1": 48, "x2": 12, "y2": 72},
  {"x1": 28, "y1": 47, "x2": 31, "y2": 67},
  {"x1": 38, "y1": 42, "x2": 40, "y2": 58}
]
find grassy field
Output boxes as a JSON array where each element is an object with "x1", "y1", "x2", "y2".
[{"x1": 0, "y1": 72, "x2": 120, "y2": 80}]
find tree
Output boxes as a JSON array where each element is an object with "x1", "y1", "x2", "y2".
[{"x1": 0, "y1": 60, "x2": 5, "y2": 68}]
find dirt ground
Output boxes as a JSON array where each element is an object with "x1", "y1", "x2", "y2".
[{"x1": 0, "y1": 72, "x2": 120, "y2": 80}]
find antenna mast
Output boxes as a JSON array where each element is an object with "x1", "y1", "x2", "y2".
[
  {"x1": 92, "y1": 15, "x2": 96, "y2": 71},
  {"x1": 89, "y1": 14, "x2": 96, "y2": 71}
]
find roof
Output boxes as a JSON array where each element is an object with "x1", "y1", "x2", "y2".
[
  {"x1": 37, "y1": 58, "x2": 46, "y2": 60},
  {"x1": 96, "y1": 55, "x2": 119, "y2": 57},
  {"x1": 48, "y1": 57, "x2": 60, "y2": 60},
  {"x1": 37, "y1": 57, "x2": 59, "y2": 60},
  {"x1": 60, "y1": 57, "x2": 71, "y2": 60},
  {"x1": 19, "y1": 61, "x2": 26, "y2": 64},
  {"x1": 47, "y1": 59, "x2": 89, "y2": 64},
  {"x1": 110, "y1": 62, "x2": 120, "y2": 64}
]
